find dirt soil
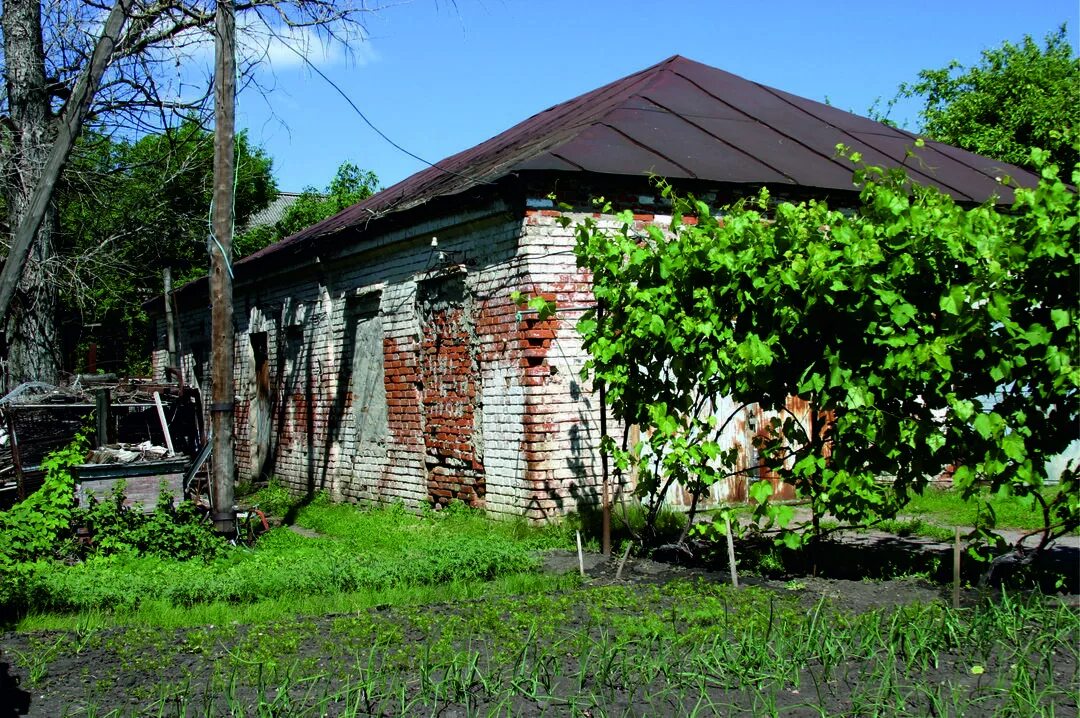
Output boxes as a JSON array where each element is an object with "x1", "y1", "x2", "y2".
[
  {"x1": 544, "y1": 549, "x2": 954, "y2": 612},
  {"x1": 1, "y1": 542, "x2": 1077, "y2": 717}
]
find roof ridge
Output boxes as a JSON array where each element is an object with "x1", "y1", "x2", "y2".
[{"x1": 234, "y1": 54, "x2": 1039, "y2": 270}]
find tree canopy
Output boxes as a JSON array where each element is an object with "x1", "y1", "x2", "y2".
[
  {"x1": 50, "y1": 139, "x2": 377, "y2": 374},
  {"x1": 235, "y1": 161, "x2": 379, "y2": 258},
  {"x1": 0, "y1": 0, "x2": 376, "y2": 384},
  {"x1": 57, "y1": 122, "x2": 276, "y2": 372},
  {"x1": 898, "y1": 26, "x2": 1079, "y2": 171},
  {"x1": 571, "y1": 145, "x2": 1078, "y2": 551}
]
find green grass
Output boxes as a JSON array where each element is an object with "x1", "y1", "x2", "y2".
[
  {"x1": 874, "y1": 517, "x2": 957, "y2": 542},
  {"x1": 4, "y1": 496, "x2": 576, "y2": 621},
  {"x1": 6, "y1": 487, "x2": 1077, "y2": 715},
  {"x1": 16, "y1": 572, "x2": 581, "y2": 632},
  {"x1": 904, "y1": 485, "x2": 1067, "y2": 532},
  {"x1": 813, "y1": 486, "x2": 1070, "y2": 543}
]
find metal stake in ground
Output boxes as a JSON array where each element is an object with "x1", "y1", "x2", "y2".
[
  {"x1": 953, "y1": 526, "x2": 961, "y2": 609},
  {"x1": 576, "y1": 530, "x2": 585, "y2": 577},
  {"x1": 209, "y1": 0, "x2": 236, "y2": 535},
  {"x1": 725, "y1": 513, "x2": 739, "y2": 588}
]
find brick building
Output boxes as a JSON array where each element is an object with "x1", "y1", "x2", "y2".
[{"x1": 153, "y1": 56, "x2": 1034, "y2": 520}]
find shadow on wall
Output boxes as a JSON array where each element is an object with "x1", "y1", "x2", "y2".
[
  {"x1": 259, "y1": 321, "x2": 323, "y2": 525},
  {"x1": 258, "y1": 292, "x2": 388, "y2": 514},
  {"x1": 318, "y1": 293, "x2": 386, "y2": 499},
  {"x1": 257, "y1": 316, "x2": 286, "y2": 484},
  {"x1": 247, "y1": 331, "x2": 272, "y2": 481},
  {"x1": 318, "y1": 301, "x2": 358, "y2": 498},
  {"x1": 257, "y1": 320, "x2": 315, "y2": 498},
  {"x1": 537, "y1": 375, "x2": 629, "y2": 523},
  {"x1": 565, "y1": 378, "x2": 597, "y2": 517}
]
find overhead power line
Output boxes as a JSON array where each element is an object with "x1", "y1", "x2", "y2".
[{"x1": 254, "y1": 16, "x2": 490, "y2": 188}]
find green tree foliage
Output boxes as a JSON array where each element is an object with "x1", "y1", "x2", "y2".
[
  {"x1": 57, "y1": 121, "x2": 276, "y2": 372},
  {"x1": 898, "y1": 26, "x2": 1079, "y2": 171},
  {"x1": 0, "y1": 430, "x2": 88, "y2": 564},
  {"x1": 235, "y1": 161, "x2": 379, "y2": 258},
  {"x1": 572, "y1": 147, "x2": 1078, "y2": 550}
]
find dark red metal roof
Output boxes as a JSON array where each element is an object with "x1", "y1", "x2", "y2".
[{"x1": 241, "y1": 55, "x2": 1038, "y2": 265}]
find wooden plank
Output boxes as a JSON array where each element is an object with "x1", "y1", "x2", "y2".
[{"x1": 76, "y1": 472, "x2": 183, "y2": 513}]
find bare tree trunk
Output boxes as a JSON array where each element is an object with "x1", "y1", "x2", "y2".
[
  {"x1": 2, "y1": 0, "x2": 59, "y2": 385},
  {"x1": 5, "y1": 216, "x2": 57, "y2": 385}
]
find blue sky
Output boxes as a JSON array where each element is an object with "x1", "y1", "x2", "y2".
[{"x1": 236, "y1": 0, "x2": 1079, "y2": 194}]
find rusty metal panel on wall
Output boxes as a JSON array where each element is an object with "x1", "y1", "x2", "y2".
[{"x1": 665, "y1": 395, "x2": 811, "y2": 510}]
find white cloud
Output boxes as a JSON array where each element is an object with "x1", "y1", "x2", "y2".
[
  {"x1": 109, "y1": 8, "x2": 377, "y2": 122},
  {"x1": 239, "y1": 18, "x2": 377, "y2": 72},
  {"x1": 148, "y1": 11, "x2": 377, "y2": 75}
]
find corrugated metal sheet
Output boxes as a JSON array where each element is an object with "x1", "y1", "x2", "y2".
[
  {"x1": 241, "y1": 191, "x2": 308, "y2": 233},
  {"x1": 239, "y1": 54, "x2": 1038, "y2": 268},
  {"x1": 665, "y1": 396, "x2": 813, "y2": 509}
]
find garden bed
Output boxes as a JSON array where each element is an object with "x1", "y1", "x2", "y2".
[
  {"x1": 2, "y1": 553, "x2": 1077, "y2": 717},
  {"x1": 2, "y1": 486, "x2": 1077, "y2": 717}
]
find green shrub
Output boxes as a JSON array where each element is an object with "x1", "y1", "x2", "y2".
[
  {"x1": 77, "y1": 482, "x2": 227, "y2": 561},
  {"x1": 0, "y1": 433, "x2": 89, "y2": 606},
  {"x1": 0, "y1": 434, "x2": 230, "y2": 609},
  {"x1": 245, "y1": 479, "x2": 298, "y2": 517},
  {"x1": 0, "y1": 431, "x2": 87, "y2": 562}
]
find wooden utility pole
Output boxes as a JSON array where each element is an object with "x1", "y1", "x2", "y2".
[
  {"x1": 209, "y1": 0, "x2": 236, "y2": 535},
  {"x1": 163, "y1": 268, "x2": 178, "y2": 372}
]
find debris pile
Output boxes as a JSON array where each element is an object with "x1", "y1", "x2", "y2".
[
  {"x1": 0, "y1": 377, "x2": 203, "y2": 509},
  {"x1": 85, "y1": 441, "x2": 173, "y2": 464}
]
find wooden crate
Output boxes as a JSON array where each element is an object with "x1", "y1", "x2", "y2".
[{"x1": 74, "y1": 458, "x2": 188, "y2": 512}]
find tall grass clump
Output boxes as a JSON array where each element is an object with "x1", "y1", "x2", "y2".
[{"x1": 559, "y1": 500, "x2": 688, "y2": 551}]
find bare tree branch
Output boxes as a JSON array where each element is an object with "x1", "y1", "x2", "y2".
[{"x1": 0, "y1": 0, "x2": 378, "y2": 381}]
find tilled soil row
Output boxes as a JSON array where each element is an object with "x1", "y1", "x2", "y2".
[{"x1": 2, "y1": 568, "x2": 1076, "y2": 717}]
